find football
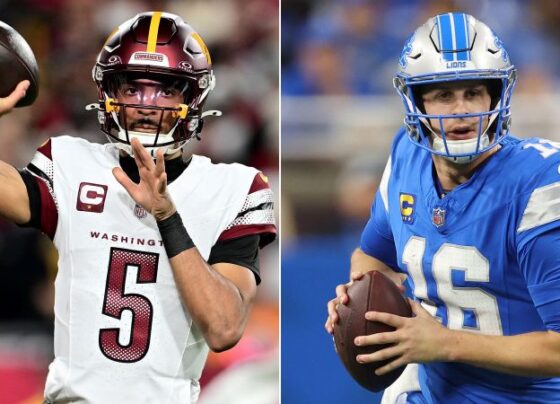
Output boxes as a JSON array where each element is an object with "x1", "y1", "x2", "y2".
[
  {"x1": 333, "y1": 270, "x2": 412, "y2": 392},
  {"x1": 0, "y1": 21, "x2": 39, "y2": 107}
]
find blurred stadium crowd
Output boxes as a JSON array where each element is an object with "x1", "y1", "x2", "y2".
[
  {"x1": 0, "y1": 0, "x2": 278, "y2": 403},
  {"x1": 282, "y1": 1, "x2": 560, "y2": 403},
  {"x1": 283, "y1": 0, "x2": 560, "y2": 97}
]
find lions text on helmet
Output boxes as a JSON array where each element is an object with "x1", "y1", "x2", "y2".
[
  {"x1": 394, "y1": 12, "x2": 517, "y2": 164},
  {"x1": 87, "y1": 11, "x2": 221, "y2": 156}
]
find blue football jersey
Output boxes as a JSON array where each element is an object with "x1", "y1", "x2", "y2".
[{"x1": 361, "y1": 128, "x2": 560, "y2": 403}]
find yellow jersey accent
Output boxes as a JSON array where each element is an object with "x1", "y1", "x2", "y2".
[
  {"x1": 147, "y1": 11, "x2": 163, "y2": 53},
  {"x1": 259, "y1": 172, "x2": 269, "y2": 183},
  {"x1": 192, "y1": 32, "x2": 212, "y2": 64}
]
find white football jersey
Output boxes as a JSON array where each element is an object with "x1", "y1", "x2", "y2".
[{"x1": 26, "y1": 136, "x2": 275, "y2": 404}]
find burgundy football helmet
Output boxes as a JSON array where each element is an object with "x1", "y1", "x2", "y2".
[{"x1": 89, "y1": 11, "x2": 218, "y2": 155}]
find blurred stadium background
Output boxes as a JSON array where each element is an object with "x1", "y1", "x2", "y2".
[
  {"x1": 0, "y1": 0, "x2": 278, "y2": 403},
  {"x1": 281, "y1": 0, "x2": 560, "y2": 403}
]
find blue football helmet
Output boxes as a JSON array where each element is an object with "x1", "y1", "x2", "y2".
[{"x1": 394, "y1": 13, "x2": 517, "y2": 164}]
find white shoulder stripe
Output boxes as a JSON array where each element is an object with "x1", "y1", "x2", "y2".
[
  {"x1": 517, "y1": 181, "x2": 560, "y2": 233},
  {"x1": 29, "y1": 151, "x2": 54, "y2": 182},
  {"x1": 241, "y1": 189, "x2": 273, "y2": 212},
  {"x1": 379, "y1": 156, "x2": 392, "y2": 212},
  {"x1": 226, "y1": 209, "x2": 275, "y2": 230},
  {"x1": 23, "y1": 167, "x2": 58, "y2": 209}
]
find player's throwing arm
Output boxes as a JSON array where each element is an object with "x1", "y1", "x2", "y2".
[{"x1": 0, "y1": 80, "x2": 34, "y2": 225}]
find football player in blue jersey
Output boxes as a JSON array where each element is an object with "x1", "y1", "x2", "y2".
[{"x1": 326, "y1": 12, "x2": 560, "y2": 403}]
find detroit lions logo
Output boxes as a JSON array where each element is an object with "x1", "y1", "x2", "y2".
[
  {"x1": 493, "y1": 32, "x2": 510, "y2": 63},
  {"x1": 399, "y1": 33, "x2": 416, "y2": 68}
]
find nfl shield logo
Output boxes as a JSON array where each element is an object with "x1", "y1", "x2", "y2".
[
  {"x1": 134, "y1": 204, "x2": 148, "y2": 219},
  {"x1": 432, "y1": 207, "x2": 446, "y2": 228}
]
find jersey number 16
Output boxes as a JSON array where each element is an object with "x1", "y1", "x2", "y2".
[{"x1": 403, "y1": 236, "x2": 503, "y2": 335}]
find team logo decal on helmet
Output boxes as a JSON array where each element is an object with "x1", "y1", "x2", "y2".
[
  {"x1": 394, "y1": 13, "x2": 517, "y2": 164},
  {"x1": 399, "y1": 33, "x2": 416, "y2": 69},
  {"x1": 492, "y1": 33, "x2": 510, "y2": 63},
  {"x1": 86, "y1": 11, "x2": 221, "y2": 155}
]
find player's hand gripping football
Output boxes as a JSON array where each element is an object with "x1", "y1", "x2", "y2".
[
  {"x1": 355, "y1": 299, "x2": 452, "y2": 376},
  {"x1": 325, "y1": 270, "x2": 406, "y2": 335},
  {"x1": 0, "y1": 80, "x2": 29, "y2": 117},
  {"x1": 113, "y1": 138, "x2": 176, "y2": 221}
]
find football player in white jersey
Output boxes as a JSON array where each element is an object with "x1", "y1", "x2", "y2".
[{"x1": 0, "y1": 11, "x2": 276, "y2": 404}]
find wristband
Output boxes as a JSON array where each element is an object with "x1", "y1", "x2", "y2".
[{"x1": 156, "y1": 211, "x2": 195, "y2": 258}]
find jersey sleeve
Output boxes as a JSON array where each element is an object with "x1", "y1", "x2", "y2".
[
  {"x1": 517, "y1": 228, "x2": 560, "y2": 332},
  {"x1": 20, "y1": 139, "x2": 58, "y2": 239},
  {"x1": 208, "y1": 234, "x2": 261, "y2": 284},
  {"x1": 217, "y1": 171, "x2": 277, "y2": 248},
  {"x1": 515, "y1": 159, "x2": 560, "y2": 332},
  {"x1": 360, "y1": 157, "x2": 399, "y2": 270}
]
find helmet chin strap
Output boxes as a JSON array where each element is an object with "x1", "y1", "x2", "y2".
[
  {"x1": 112, "y1": 134, "x2": 185, "y2": 157},
  {"x1": 432, "y1": 134, "x2": 490, "y2": 164}
]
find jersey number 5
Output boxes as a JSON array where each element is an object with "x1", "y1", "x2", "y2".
[
  {"x1": 403, "y1": 236, "x2": 503, "y2": 335},
  {"x1": 99, "y1": 247, "x2": 159, "y2": 362}
]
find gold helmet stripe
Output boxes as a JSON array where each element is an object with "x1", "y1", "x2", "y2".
[
  {"x1": 103, "y1": 27, "x2": 119, "y2": 48},
  {"x1": 147, "y1": 11, "x2": 163, "y2": 53},
  {"x1": 192, "y1": 32, "x2": 212, "y2": 64}
]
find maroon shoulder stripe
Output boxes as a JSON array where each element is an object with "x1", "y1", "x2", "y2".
[
  {"x1": 37, "y1": 139, "x2": 53, "y2": 160},
  {"x1": 249, "y1": 172, "x2": 271, "y2": 193}
]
